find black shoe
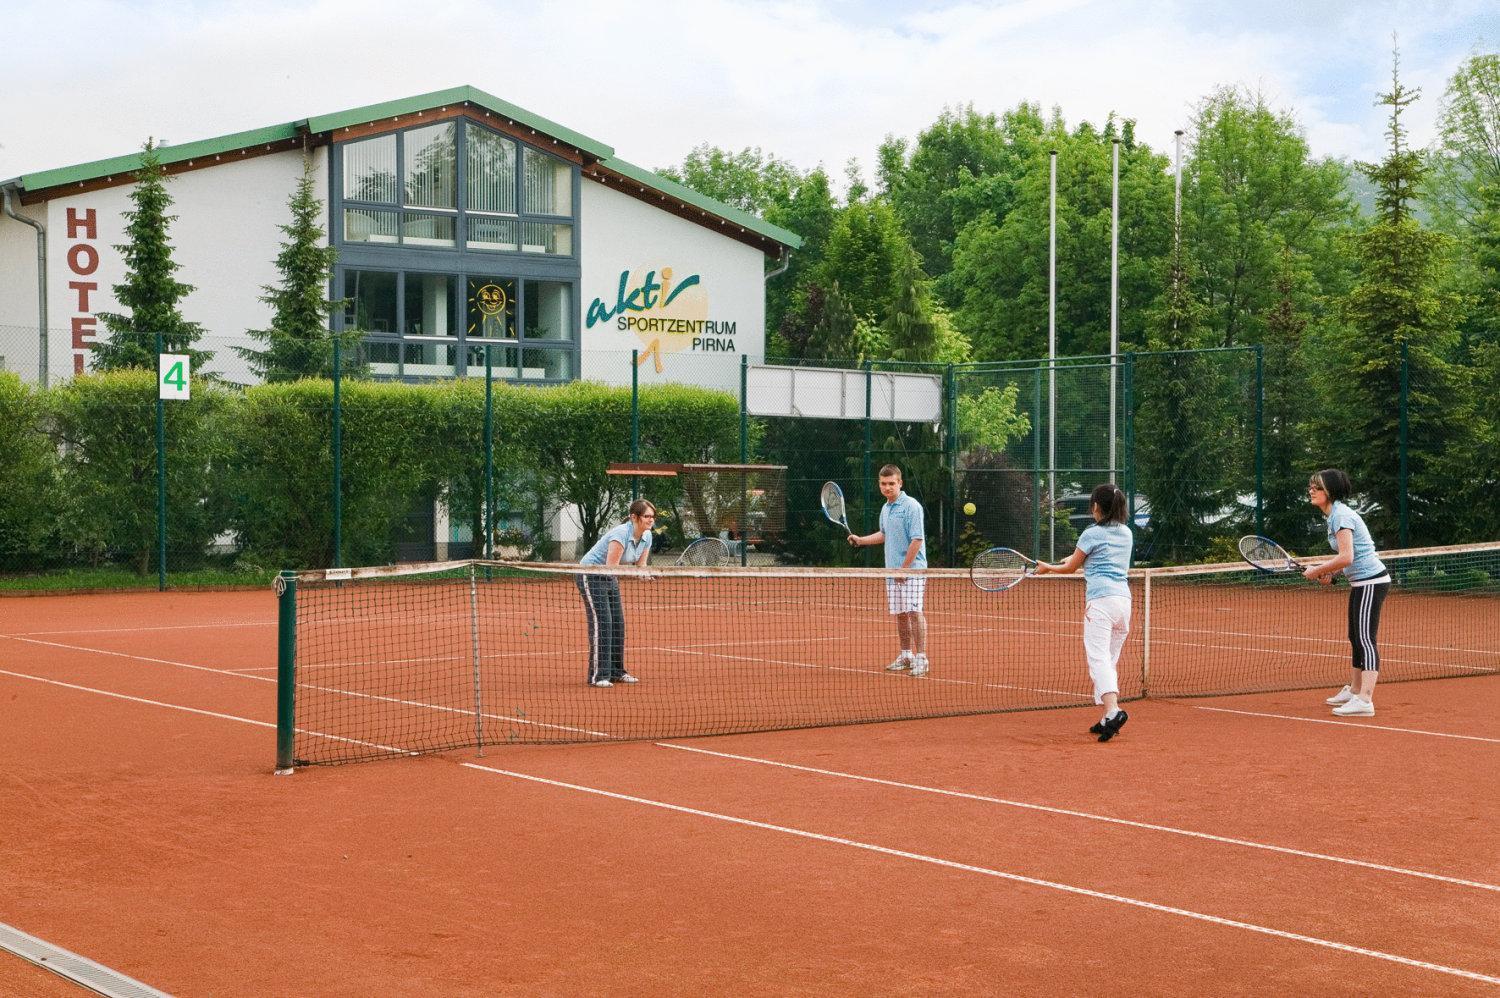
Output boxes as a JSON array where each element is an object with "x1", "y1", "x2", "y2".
[
  {"x1": 1097, "y1": 710, "x2": 1128, "y2": 742},
  {"x1": 1088, "y1": 720, "x2": 1106, "y2": 735}
]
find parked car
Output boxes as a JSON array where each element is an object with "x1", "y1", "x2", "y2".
[{"x1": 1059, "y1": 491, "x2": 1152, "y2": 532}]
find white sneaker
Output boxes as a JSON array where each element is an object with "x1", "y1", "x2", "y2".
[
  {"x1": 1325, "y1": 685, "x2": 1354, "y2": 705},
  {"x1": 909, "y1": 657, "x2": 930, "y2": 678},
  {"x1": 616, "y1": 673, "x2": 639, "y2": 684},
  {"x1": 1332, "y1": 697, "x2": 1374, "y2": 717},
  {"x1": 886, "y1": 655, "x2": 913, "y2": 672},
  {"x1": 590, "y1": 679, "x2": 613, "y2": 688}
]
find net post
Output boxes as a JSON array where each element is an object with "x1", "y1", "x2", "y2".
[
  {"x1": 274, "y1": 571, "x2": 298, "y2": 775},
  {"x1": 1141, "y1": 571, "x2": 1152, "y2": 699},
  {"x1": 155, "y1": 331, "x2": 166, "y2": 592},
  {"x1": 469, "y1": 565, "x2": 485, "y2": 757}
]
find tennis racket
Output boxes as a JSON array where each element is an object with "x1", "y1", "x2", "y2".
[
  {"x1": 1238, "y1": 535, "x2": 1304, "y2": 574},
  {"x1": 971, "y1": 547, "x2": 1038, "y2": 592},
  {"x1": 677, "y1": 536, "x2": 731, "y2": 567},
  {"x1": 820, "y1": 481, "x2": 851, "y2": 534}
]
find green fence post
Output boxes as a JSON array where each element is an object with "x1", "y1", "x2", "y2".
[
  {"x1": 862, "y1": 360, "x2": 873, "y2": 537},
  {"x1": 155, "y1": 332, "x2": 166, "y2": 592},
  {"x1": 740, "y1": 353, "x2": 749, "y2": 566},
  {"x1": 631, "y1": 349, "x2": 640, "y2": 502},
  {"x1": 1399, "y1": 340, "x2": 1409, "y2": 547},
  {"x1": 945, "y1": 363, "x2": 957, "y2": 567},
  {"x1": 332, "y1": 339, "x2": 343, "y2": 569},
  {"x1": 274, "y1": 571, "x2": 298, "y2": 774},
  {"x1": 1032, "y1": 366, "x2": 1042, "y2": 560},
  {"x1": 1123, "y1": 353, "x2": 1135, "y2": 531},
  {"x1": 1254, "y1": 344, "x2": 1264, "y2": 537},
  {"x1": 484, "y1": 344, "x2": 494, "y2": 560}
]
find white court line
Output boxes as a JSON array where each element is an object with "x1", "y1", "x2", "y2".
[
  {"x1": 1188, "y1": 706, "x2": 1500, "y2": 743},
  {"x1": 0, "y1": 667, "x2": 408, "y2": 756},
  {"x1": 0, "y1": 634, "x2": 605, "y2": 738},
  {"x1": 461, "y1": 762, "x2": 1500, "y2": 987},
  {"x1": 656, "y1": 743, "x2": 1500, "y2": 893},
  {"x1": 645, "y1": 645, "x2": 1090, "y2": 700},
  {"x1": 9, "y1": 621, "x2": 271, "y2": 637}
]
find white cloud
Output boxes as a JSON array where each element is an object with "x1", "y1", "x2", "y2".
[{"x1": 1, "y1": 0, "x2": 1493, "y2": 182}]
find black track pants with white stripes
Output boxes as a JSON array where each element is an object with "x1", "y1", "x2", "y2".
[
  {"x1": 1346, "y1": 582, "x2": 1389, "y2": 671},
  {"x1": 576, "y1": 573, "x2": 625, "y2": 683}
]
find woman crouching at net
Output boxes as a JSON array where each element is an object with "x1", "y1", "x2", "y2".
[
  {"x1": 1034, "y1": 484, "x2": 1134, "y2": 742},
  {"x1": 577, "y1": 499, "x2": 655, "y2": 688},
  {"x1": 1304, "y1": 468, "x2": 1390, "y2": 717}
]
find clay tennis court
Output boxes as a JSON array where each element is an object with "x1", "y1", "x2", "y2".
[{"x1": 2, "y1": 579, "x2": 1498, "y2": 995}]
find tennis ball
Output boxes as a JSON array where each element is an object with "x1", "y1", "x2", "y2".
[{"x1": 963, "y1": 502, "x2": 976, "y2": 516}]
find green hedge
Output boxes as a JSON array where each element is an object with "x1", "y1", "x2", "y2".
[
  {"x1": 0, "y1": 373, "x2": 744, "y2": 576},
  {"x1": 0, "y1": 373, "x2": 60, "y2": 569},
  {"x1": 49, "y1": 370, "x2": 232, "y2": 574}
]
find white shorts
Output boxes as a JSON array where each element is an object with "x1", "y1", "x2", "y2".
[
  {"x1": 1083, "y1": 595, "x2": 1132, "y2": 704},
  {"x1": 886, "y1": 576, "x2": 926, "y2": 614}
]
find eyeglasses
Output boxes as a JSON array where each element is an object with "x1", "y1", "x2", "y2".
[{"x1": 1306, "y1": 484, "x2": 1325, "y2": 493}]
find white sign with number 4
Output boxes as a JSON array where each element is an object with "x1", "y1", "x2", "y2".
[{"x1": 159, "y1": 354, "x2": 191, "y2": 400}]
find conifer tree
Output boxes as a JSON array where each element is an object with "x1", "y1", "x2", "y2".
[
  {"x1": 93, "y1": 140, "x2": 211, "y2": 371},
  {"x1": 1320, "y1": 43, "x2": 1466, "y2": 543},
  {"x1": 238, "y1": 155, "x2": 361, "y2": 382}
]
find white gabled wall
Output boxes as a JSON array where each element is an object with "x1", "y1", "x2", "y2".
[
  {"x1": 578, "y1": 179, "x2": 765, "y2": 394},
  {"x1": 35, "y1": 147, "x2": 326, "y2": 383}
]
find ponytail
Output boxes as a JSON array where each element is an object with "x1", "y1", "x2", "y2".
[{"x1": 1090, "y1": 483, "x2": 1128, "y2": 526}]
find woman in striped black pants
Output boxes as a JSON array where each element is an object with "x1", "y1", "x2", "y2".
[{"x1": 1302, "y1": 469, "x2": 1391, "y2": 718}]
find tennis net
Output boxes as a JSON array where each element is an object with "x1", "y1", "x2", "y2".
[{"x1": 274, "y1": 542, "x2": 1500, "y2": 768}]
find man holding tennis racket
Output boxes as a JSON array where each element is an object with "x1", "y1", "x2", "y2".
[
  {"x1": 847, "y1": 465, "x2": 929, "y2": 677},
  {"x1": 1035, "y1": 484, "x2": 1133, "y2": 741}
]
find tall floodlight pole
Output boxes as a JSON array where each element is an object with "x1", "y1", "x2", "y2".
[
  {"x1": 1048, "y1": 149, "x2": 1058, "y2": 561},
  {"x1": 1174, "y1": 130, "x2": 1184, "y2": 263},
  {"x1": 1110, "y1": 138, "x2": 1120, "y2": 485}
]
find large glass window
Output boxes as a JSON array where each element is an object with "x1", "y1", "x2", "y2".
[
  {"x1": 344, "y1": 135, "x2": 397, "y2": 204},
  {"x1": 338, "y1": 121, "x2": 574, "y2": 257},
  {"x1": 523, "y1": 281, "x2": 571, "y2": 341},
  {"x1": 467, "y1": 129, "x2": 516, "y2": 214},
  {"x1": 405, "y1": 273, "x2": 456, "y2": 338},
  {"x1": 404, "y1": 123, "x2": 457, "y2": 209},
  {"x1": 524, "y1": 147, "x2": 572, "y2": 216},
  {"x1": 466, "y1": 276, "x2": 516, "y2": 340},
  {"x1": 344, "y1": 208, "x2": 398, "y2": 244},
  {"x1": 345, "y1": 270, "x2": 397, "y2": 333}
]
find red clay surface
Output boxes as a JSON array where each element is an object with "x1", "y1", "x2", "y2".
[{"x1": 2, "y1": 589, "x2": 1498, "y2": 995}]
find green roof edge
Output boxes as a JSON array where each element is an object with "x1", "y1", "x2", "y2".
[
  {"x1": 17, "y1": 85, "x2": 799, "y2": 252},
  {"x1": 21, "y1": 122, "x2": 303, "y2": 191},
  {"x1": 304, "y1": 85, "x2": 615, "y2": 161},
  {"x1": 599, "y1": 156, "x2": 803, "y2": 250}
]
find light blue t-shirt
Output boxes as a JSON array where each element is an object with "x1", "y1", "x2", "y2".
[
  {"x1": 1326, "y1": 501, "x2": 1386, "y2": 582},
  {"x1": 579, "y1": 521, "x2": 652, "y2": 566},
  {"x1": 1077, "y1": 523, "x2": 1133, "y2": 601},
  {"x1": 879, "y1": 492, "x2": 927, "y2": 570}
]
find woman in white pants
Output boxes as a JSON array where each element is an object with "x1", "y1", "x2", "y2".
[{"x1": 1035, "y1": 484, "x2": 1134, "y2": 742}]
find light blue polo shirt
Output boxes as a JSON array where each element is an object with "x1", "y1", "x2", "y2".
[
  {"x1": 1077, "y1": 523, "x2": 1132, "y2": 601},
  {"x1": 580, "y1": 522, "x2": 652, "y2": 566},
  {"x1": 880, "y1": 492, "x2": 927, "y2": 570},
  {"x1": 1326, "y1": 501, "x2": 1386, "y2": 582}
]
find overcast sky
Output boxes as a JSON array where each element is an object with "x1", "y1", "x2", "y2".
[{"x1": 2, "y1": 0, "x2": 1494, "y2": 185}]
